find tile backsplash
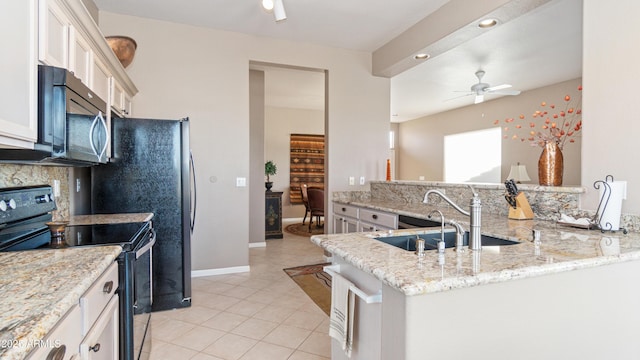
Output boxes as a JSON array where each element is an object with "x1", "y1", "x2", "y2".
[{"x1": 0, "y1": 164, "x2": 70, "y2": 220}]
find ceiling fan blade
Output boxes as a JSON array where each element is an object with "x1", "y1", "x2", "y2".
[
  {"x1": 444, "y1": 92, "x2": 474, "y2": 102},
  {"x1": 474, "y1": 94, "x2": 484, "y2": 104},
  {"x1": 485, "y1": 84, "x2": 512, "y2": 92},
  {"x1": 491, "y1": 89, "x2": 521, "y2": 96}
]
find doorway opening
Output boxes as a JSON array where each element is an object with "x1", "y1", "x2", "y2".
[{"x1": 249, "y1": 62, "x2": 327, "y2": 245}]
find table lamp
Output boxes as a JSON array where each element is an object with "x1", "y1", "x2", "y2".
[{"x1": 507, "y1": 163, "x2": 531, "y2": 183}]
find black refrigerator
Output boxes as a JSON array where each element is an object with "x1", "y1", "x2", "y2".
[{"x1": 91, "y1": 117, "x2": 194, "y2": 311}]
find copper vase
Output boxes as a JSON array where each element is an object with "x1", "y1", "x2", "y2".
[{"x1": 538, "y1": 141, "x2": 563, "y2": 186}]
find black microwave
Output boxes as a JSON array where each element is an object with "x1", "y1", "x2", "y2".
[{"x1": 0, "y1": 65, "x2": 110, "y2": 166}]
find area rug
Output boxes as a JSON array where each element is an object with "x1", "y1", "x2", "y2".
[
  {"x1": 289, "y1": 134, "x2": 325, "y2": 204},
  {"x1": 283, "y1": 263, "x2": 331, "y2": 315},
  {"x1": 284, "y1": 222, "x2": 324, "y2": 237}
]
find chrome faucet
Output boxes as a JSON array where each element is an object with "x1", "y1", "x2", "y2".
[
  {"x1": 423, "y1": 186, "x2": 482, "y2": 251},
  {"x1": 428, "y1": 209, "x2": 466, "y2": 252}
]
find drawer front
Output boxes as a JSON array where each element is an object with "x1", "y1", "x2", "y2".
[
  {"x1": 80, "y1": 295, "x2": 119, "y2": 360},
  {"x1": 359, "y1": 209, "x2": 397, "y2": 229},
  {"x1": 27, "y1": 305, "x2": 81, "y2": 360},
  {"x1": 333, "y1": 204, "x2": 358, "y2": 218},
  {"x1": 80, "y1": 262, "x2": 118, "y2": 336}
]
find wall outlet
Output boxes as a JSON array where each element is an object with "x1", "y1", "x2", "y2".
[
  {"x1": 359, "y1": 176, "x2": 365, "y2": 185},
  {"x1": 236, "y1": 177, "x2": 246, "y2": 187},
  {"x1": 53, "y1": 180, "x2": 61, "y2": 197},
  {"x1": 349, "y1": 177, "x2": 355, "y2": 186},
  {"x1": 76, "y1": 178, "x2": 81, "y2": 192},
  {"x1": 419, "y1": 176, "x2": 425, "y2": 181}
]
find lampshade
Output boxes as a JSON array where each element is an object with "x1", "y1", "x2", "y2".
[{"x1": 507, "y1": 163, "x2": 531, "y2": 183}]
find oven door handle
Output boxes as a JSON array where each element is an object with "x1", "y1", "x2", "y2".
[{"x1": 136, "y1": 230, "x2": 156, "y2": 259}]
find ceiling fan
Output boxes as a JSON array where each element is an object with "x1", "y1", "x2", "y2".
[{"x1": 454, "y1": 70, "x2": 521, "y2": 104}]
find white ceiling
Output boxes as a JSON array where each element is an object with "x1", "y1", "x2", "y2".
[{"x1": 93, "y1": 0, "x2": 582, "y2": 122}]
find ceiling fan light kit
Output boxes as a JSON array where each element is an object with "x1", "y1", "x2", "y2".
[
  {"x1": 262, "y1": 0, "x2": 287, "y2": 22},
  {"x1": 455, "y1": 70, "x2": 521, "y2": 104}
]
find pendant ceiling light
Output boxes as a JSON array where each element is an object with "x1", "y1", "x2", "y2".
[{"x1": 261, "y1": 0, "x2": 287, "y2": 22}]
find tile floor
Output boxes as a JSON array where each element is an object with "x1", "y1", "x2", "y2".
[{"x1": 149, "y1": 218, "x2": 331, "y2": 360}]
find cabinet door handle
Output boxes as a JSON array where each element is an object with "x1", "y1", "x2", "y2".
[
  {"x1": 89, "y1": 343, "x2": 101, "y2": 352},
  {"x1": 372, "y1": 214, "x2": 378, "y2": 220},
  {"x1": 103, "y1": 281, "x2": 114, "y2": 294},
  {"x1": 342, "y1": 207, "x2": 346, "y2": 212}
]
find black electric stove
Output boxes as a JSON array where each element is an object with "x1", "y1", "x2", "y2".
[{"x1": 0, "y1": 185, "x2": 154, "y2": 360}]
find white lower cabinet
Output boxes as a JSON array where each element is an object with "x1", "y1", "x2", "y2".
[
  {"x1": 332, "y1": 204, "x2": 359, "y2": 233},
  {"x1": 27, "y1": 305, "x2": 82, "y2": 360},
  {"x1": 26, "y1": 262, "x2": 119, "y2": 360},
  {"x1": 333, "y1": 203, "x2": 398, "y2": 233},
  {"x1": 80, "y1": 296, "x2": 119, "y2": 360},
  {"x1": 79, "y1": 262, "x2": 119, "y2": 359},
  {"x1": 358, "y1": 208, "x2": 397, "y2": 232}
]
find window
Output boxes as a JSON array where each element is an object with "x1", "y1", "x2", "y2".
[
  {"x1": 389, "y1": 130, "x2": 395, "y2": 149},
  {"x1": 444, "y1": 128, "x2": 501, "y2": 183}
]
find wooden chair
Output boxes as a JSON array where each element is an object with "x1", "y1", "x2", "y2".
[
  {"x1": 307, "y1": 187, "x2": 324, "y2": 231},
  {"x1": 300, "y1": 184, "x2": 311, "y2": 225}
]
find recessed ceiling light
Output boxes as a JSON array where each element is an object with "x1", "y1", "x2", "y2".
[
  {"x1": 413, "y1": 53, "x2": 430, "y2": 60},
  {"x1": 478, "y1": 18, "x2": 498, "y2": 28}
]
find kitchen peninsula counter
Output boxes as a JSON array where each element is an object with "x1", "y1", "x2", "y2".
[
  {"x1": 315, "y1": 198, "x2": 640, "y2": 359},
  {"x1": 0, "y1": 246, "x2": 122, "y2": 359},
  {"x1": 317, "y1": 198, "x2": 640, "y2": 295}
]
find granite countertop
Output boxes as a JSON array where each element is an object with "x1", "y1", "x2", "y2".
[
  {"x1": 68, "y1": 212, "x2": 154, "y2": 225},
  {"x1": 312, "y1": 198, "x2": 640, "y2": 296},
  {"x1": 0, "y1": 246, "x2": 122, "y2": 359}
]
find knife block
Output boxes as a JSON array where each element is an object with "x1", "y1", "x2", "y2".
[{"x1": 508, "y1": 192, "x2": 534, "y2": 220}]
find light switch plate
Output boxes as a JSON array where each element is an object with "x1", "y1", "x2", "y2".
[
  {"x1": 236, "y1": 177, "x2": 246, "y2": 187},
  {"x1": 349, "y1": 177, "x2": 355, "y2": 186},
  {"x1": 359, "y1": 176, "x2": 365, "y2": 185}
]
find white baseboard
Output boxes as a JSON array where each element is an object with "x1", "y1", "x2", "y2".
[
  {"x1": 249, "y1": 242, "x2": 266, "y2": 248},
  {"x1": 191, "y1": 265, "x2": 250, "y2": 278}
]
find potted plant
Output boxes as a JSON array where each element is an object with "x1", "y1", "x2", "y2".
[{"x1": 265, "y1": 160, "x2": 277, "y2": 192}]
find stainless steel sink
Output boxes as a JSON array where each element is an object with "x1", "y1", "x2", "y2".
[{"x1": 374, "y1": 232, "x2": 520, "y2": 252}]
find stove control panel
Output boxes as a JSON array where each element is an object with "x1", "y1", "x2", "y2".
[{"x1": 0, "y1": 185, "x2": 57, "y2": 224}]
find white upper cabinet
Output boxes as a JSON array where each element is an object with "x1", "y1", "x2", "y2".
[
  {"x1": 111, "y1": 79, "x2": 133, "y2": 117},
  {"x1": 92, "y1": 56, "x2": 111, "y2": 108},
  {"x1": 38, "y1": 0, "x2": 69, "y2": 68},
  {"x1": 0, "y1": 0, "x2": 38, "y2": 149},
  {"x1": 0, "y1": 0, "x2": 138, "y2": 149},
  {"x1": 69, "y1": 26, "x2": 92, "y2": 86}
]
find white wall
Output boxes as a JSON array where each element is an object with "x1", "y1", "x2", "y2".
[
  {"x1": 249, "y1": 70, "x2": 265, "y2": 245},
  {"x1": 582, "y1": 0, "x2": 640, "y2": 214},
  {"x1": 398, "y1": 78, "x2": 582, "y2": 185},
  {"x1": 98, "y1": 13, "x2": 390, "y2": 271},
  {"x1": 264, "y1": 106, "x2": 324, "y2": 219}
]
